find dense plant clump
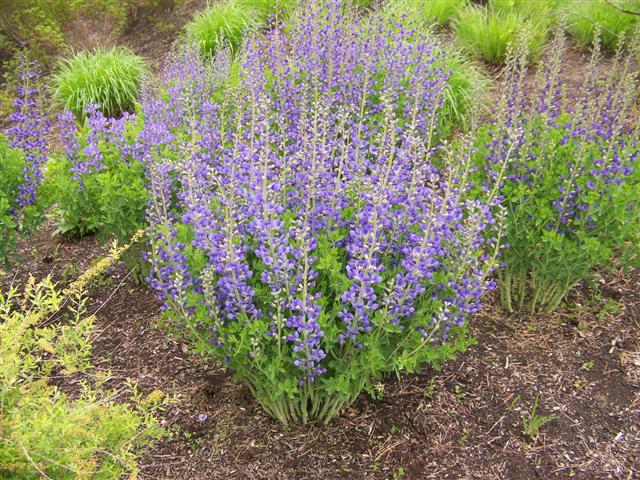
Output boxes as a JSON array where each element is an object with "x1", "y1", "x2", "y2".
[
  {"x1": 565, "y1": 0, "x2": 640, "y2": 51},
  {"x1": 454, "y1": 0, "x2": 549, "y2": 64},
  {"x1": 469, "y1": 34, "x2": 640, "y2": 313},
  {"x1": 0, "y1": 137, "x2": 29, "y2": 264},
  {"x1": 0, "y1": 235, "x2": 166, "y2": 479},
  {"x1": 1, "y1": 57, "x2": 50, "y2": 264},
  {"x1": 381, "y1": 3, "x2": 491, "y2": 127},
  {"x1": 144, "y1": 1, "x2": 501, "y2": 424},
  {"x1": 409, "y1": 0, "x2": 468, "y2": 26},
  {"x1": 185, "y1": 2, "x2": 258, "y2": 56},
  {"x1": 51, "y1": 47, "x2": 148, "y2": 119},
  {"x1": 238, "y1": 0, "x2": 298, "y2": 23},
  {"x1": 437, "y1": 49, "x2": 491, "y2": 127},
  {"x1": 49, "y1": 107, "x2": 146, "y2": 239},
  {"x1": 47, "y1": 105, "x2": 149, "y2": 280}
]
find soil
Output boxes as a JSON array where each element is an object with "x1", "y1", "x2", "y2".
[
  {"x1": 117, "y1": 0, "x2": 208, "y2": 71},
  {"x1": 4, "y1": 218, "x2": 639, "y2": 480}
]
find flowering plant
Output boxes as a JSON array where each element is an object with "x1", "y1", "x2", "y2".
[
  {"x1": 47, "y1": 106, "x2": 149, "y2": 279},
  {"x1": 145, "y1": 1, "x2": 500, "y2": 424},
  {"x1": 470, "y1": 34, "x2": 640, "y2": 314},
  {"x1": 1, "y1": 55, "x2": 50, "y2": 264},
  {"x1": 50, "y1": 106, "x2": 146, "y2": 239}
]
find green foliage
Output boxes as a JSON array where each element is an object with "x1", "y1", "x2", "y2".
[
  {"x1": 0, "y1": 0, "x2": 144, "y2": 64},
  {"x1": 565, "y1": 0, "x2": 640, "y2": 51},
  {"x1": 468, "y1": 40, "x2": 640, "y2": 313},
  {"x1": 0, "y1": 136, "x2": 46, "y2": 265},
  {"x1": 237, "y1": 0, "x2": 298, "y2": 23},
  {"x1": 350, "y1": 0, "x2": 377, "y2": 9},
  {"x1": 51, "y1": 47, "x2": 148, "y2": 119},
  {"x1": 438, "y1": 48, "x2": 491, "y2": 128},
  {"x1": 521, "y1": 395, "x2": 556, "y2": 438},
  {"x1": 49, "y1": 154, "x2": 147, "y2": 241},
  {"x1": 185, "y1": 2, "x2": 258, "y2": 56},
  {"x1": 412, "y1": 0, "x2": 468, "y2": 26},
  {"x1": 48, "y1": 113, "x2": 149, "y2": 280},
  {"x1": 454, "y1": 3, "x2": 548, "y2": 64},
  {"x1": 0, "y1": 241, "x2": 165, "y2": 479},
  {"x1": 0, "y1": 136, "x2": 26, "y2": 264}
]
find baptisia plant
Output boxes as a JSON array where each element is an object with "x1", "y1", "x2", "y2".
[
  {"x1": 470, "y1": 31, "x2": 640, "y2": 314},
  {"x1": 144, "y1": 1, "x2": 501, "y2": 424},
  {"x1": 1, "y1": 54, "x2": 50, "y2": 264},
  {"x1": 47, "y1": 105, "x2": 148, "y2": 280}
]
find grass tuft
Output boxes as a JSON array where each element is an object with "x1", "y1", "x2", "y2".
[
  {"x1": 439, "y1": 49, "x2": 492, "y2": 127},
  {"x1": 185, "y1": 2, "x2": 258, "y2": 57},
  {"x1": 454, "y1": 3, "x2": 548, "y2": 64},
  {"x1": 52, "y1": 47, "x2": 148, "y2": 119},
  {"x1": 416, "y1": 0, "x2": 468, "y2": 26},
  {"x1": 564, "y1": 0, "x2": 639, "y2": 51},
  {"x1": 237, "y1": 0, "x2": 297, "y2": 23}
]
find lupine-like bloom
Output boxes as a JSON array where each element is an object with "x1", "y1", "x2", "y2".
[
  {"x1": 145, "y1": 1, "x2": 499, "y2": 424},
  {"x1": 471, "y1": 30, "x2": 640, "y2": 314},
  {"x1": 5, "y1": 55, "x2": 50, "y2": 208}
]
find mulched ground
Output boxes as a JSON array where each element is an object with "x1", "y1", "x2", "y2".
[{"x1": 4, "y1": 221, "x2": 639, "y2": 480}]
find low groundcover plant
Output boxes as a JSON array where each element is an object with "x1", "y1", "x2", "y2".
[{"x1": 143, "y1": 1, "x2": 501, "y2": 424}]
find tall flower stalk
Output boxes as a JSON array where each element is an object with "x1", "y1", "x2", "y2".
[{"x1": 5, "y1": 54, "x2": 50, "y2": 208}]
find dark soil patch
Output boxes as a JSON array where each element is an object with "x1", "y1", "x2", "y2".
[
  {"x1": 4, "y1": 225, "x2": 639, "y2": 480},
  {"x1": 118, "y1": 0, "x2": 209, "y2": 71}
]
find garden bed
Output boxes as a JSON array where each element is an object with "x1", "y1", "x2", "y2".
[
  {"x1": 5, "y1": 220, "x2": 638, "y2": 479},
  {"x1": 2, "y1": 1, "x2": 640, "y2": 478}
]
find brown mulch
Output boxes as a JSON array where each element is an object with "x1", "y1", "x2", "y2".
[{"x1": 4, "y1": 222, "x2": 639, "y2": 480}]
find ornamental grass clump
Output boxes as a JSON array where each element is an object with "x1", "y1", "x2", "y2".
[
  {"x1": 469, "y1": 32, "x2": 640, "y2": 314},
  {"x1": 412, "y1": 0, "x2": 468, "y2": 26},
  {"x1": 143, "y1": 1, "x2": 501, "y2": 425},
  {"x1": 237, "y1": 0, "x2": 297, "y2": 24},
  {"x1": 52, "y1": 47, "x2": 148, "y2": 119},
  {"x1": 565, "y1": 0, "x2": 639, "y2": 52},
  {"x1": 185, "y1": 2, "x2": 258, "y2": 56},
  {"x1": 454, "y1": 2, "x2": 548, "y2": 64}
]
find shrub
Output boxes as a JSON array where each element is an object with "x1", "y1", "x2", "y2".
[
  {"x1": 185, "y1": 2, "x2": 258, "y2": 56},
  {"x1": 144, "y1": 1, "x2": 500, "y2": 424},
  {"x1": 454, "y1": 3, "x2": 548, "y2": 64},
  {"x1": 48, "y1": 107, "x2": 148, "y2": 279},
  {"x1": 1, "y1": 56, "x2": 50, "y2": 264},
  {"x1": 468, "y1": 33, "x2": 640, "y2": 313},
  {"x1": 565, "y1": 0, "x2": 640, "y2": 51},
  {"x1": 51, "y1": 47, "x2": 148, "y2": 119},
  {"x1": 0, "y1": 0, "x2": 142, "y2": 64},
  {"x1": 0, "y1": 235, "x2": 166, "y2": 479}
]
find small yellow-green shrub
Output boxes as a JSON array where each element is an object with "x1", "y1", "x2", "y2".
[{"x1": 0, "y1": 235, "x2": 166, "y2": 480}]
